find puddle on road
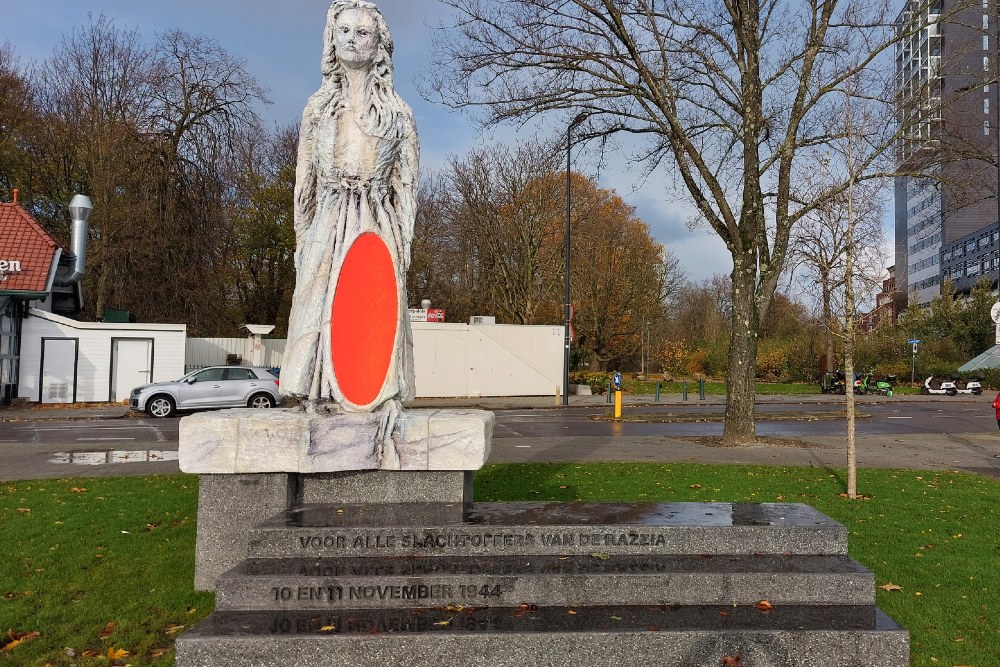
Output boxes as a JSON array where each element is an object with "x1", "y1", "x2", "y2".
[{"x1": 49, "y1": 450, "x2": 179, "y2": 465}]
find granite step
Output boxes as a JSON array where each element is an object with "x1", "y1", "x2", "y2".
[
  {"x1": 247, "y1": 501, "x2": 848, "y2": 559},
  {"x1": 176, "y1": 605, "x2": 909, "y2": 667},
  {"x1": 214, "y1": 554, "x2": 875, "y2": 611}
]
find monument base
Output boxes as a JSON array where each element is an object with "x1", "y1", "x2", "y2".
[
  {"x1": 177, "y1": 502, "x2": 909, "y2": 666},
  {"x1": 192, "y1": 472, "x2": 471, "y2": 590}
]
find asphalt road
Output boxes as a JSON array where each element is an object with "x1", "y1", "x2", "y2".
[{"x1": 2, "y1": 398, "x2": 998, "y2": 481}]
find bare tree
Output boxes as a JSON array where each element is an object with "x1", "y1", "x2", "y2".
[
  {"x1": 36, "y1": 15, "x2": 155, "y2": 316},
  {"x1": 430, "y1": 0, "x2": 969, "y2": 443},
  {"x1": 224, "y1": 124, "x2": 298, "y2": 333},
  {"x1": 789, "y1": 152, "x2": 886, "y2": 377},
  {"x1": 0, "y1": 43, "x2": 35, "y2": 198}
]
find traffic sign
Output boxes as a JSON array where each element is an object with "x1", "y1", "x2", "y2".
[
  {"x1": 907, "y1": 339, "x2": 920, "y2": 344},
  {"x1": 612, "y1": 371, "x2": 622, "y2": 390}
]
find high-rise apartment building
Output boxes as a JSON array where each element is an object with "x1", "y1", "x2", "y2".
[{"x1": 895, "y1": 0, "x2": 999, "y2": 306}]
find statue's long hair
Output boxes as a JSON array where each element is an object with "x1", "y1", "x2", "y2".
[{"x1": 312, "y1": 0, "x2": 407, "y2": 140}]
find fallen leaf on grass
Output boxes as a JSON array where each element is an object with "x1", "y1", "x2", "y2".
[
  {"x1": 82, "y1": 649, "x2": 101, "y2": 657},
  {"x1": 16, "y1": 508, "x2": 29, "y2": 513},
  {"x1": 164, "y1": 624, "x2": 184, "y2": 635},
  {"x1": 2, "y1": 630, "x2": 40, "y2": 652},
  {"x1": 99, "y1": 622, "x2": 116, "y2": 640},
  {"x1": 70, "y1": 487, "x2": 87, "y2": 493},
  {"x1": 879, "y1": 583, "x2": 903, "y2": 591},
  {"x1": 690, "y1": 484, "x2": 703, "y2": 489},
  {"x1": 150, "y1": 648, "x2": 169, "y2": 658},
  {"x1": 107, "y1": 647, "x2": 129, "y2": 660}
]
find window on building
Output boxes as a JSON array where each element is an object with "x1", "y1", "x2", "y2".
[
  {"x1": 967, "y1": 241, "x2": 977, "y2": 252},
  {"x1": 986, "y1": 98, "x2": 991, "y2": 114},
  {"x1": 984, "y1": 35, "x2": 990, "y2": 50},
  {"x1": 985, "y1": 56, "x2": 990, "y2": 71},
  {"x1": 985, "y1": 14, "x2": 991, "y2": 29},
  {"x1": 943, "y1": 250, "x2": 952, "y2": 261}
]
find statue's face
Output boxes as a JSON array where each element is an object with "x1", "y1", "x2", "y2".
[{"x1": 336, "y1": 7, "x2": 379, "y2": 70}]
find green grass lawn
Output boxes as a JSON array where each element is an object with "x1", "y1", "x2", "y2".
[{"x1": 2, "y1": 466, "x2": 997, "y2": 665}]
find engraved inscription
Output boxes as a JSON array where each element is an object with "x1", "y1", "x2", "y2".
[
  {"x1": 268, "y1": 612, "x2": 490, "y2": 634},
  {"x1": 293, "y1": 530, "x2": 675, "y2": 551},
  {"x1": 266, "y1": 583, "x2": 507, "y2": 604}
]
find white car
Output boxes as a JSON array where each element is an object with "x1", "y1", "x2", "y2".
[{"x1": 129, "y1": 366, "x2": 284, "y2": 418}]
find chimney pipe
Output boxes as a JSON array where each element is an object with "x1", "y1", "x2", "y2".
[
  {"x1": 54, "y1": 194, "x2": 92, "y2": 286},
  {"x1": 11, "y1": 188, "x2": 18, "y2": 204}
]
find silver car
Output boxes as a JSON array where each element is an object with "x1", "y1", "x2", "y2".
[{"x1": 129, "y1": 366, "x2": 284, "y2": 418}]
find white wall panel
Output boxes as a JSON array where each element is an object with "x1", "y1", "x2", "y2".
[{"x1": 19, "y1": 310, "x2": 185, "y2": 402}]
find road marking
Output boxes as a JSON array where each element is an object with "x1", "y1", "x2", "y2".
[
  {"x1": 886, "y1": 416, "x2": 912, "y2": 419},
  {"x1": 514, "y1": 445, "x2": 532, "y2": 448},
  {"x1": 24, "y1": 426, "x2": 139, "y2": 431},
  {"x1": 76, "y1": 437, "x2": 136, "y2": 441}
]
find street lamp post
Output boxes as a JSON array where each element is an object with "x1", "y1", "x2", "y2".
[{"x1": 564, "y1": 112, "x2": 588, "y2": 406}]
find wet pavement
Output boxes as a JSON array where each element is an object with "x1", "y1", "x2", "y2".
[{"x1": 1, "y1": 393, "x2": 998, "y2": 481}]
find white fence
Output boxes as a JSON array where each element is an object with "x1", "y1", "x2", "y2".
[
  {"x1": 186, "y1": 323, "x2": 561, "y2": 397},
  {"x1": 185, "y1": 337, "x2": 285, "y2": 372}
]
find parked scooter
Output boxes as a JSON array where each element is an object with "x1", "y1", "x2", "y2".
[
  {"x1": 922, "y1": 376, "x2": 958, "y2": 396},
  {"x1": 950, "y1": 375, "x2": 983, "y2": 395},
  {"x1": 819, "y1": 370, "x2": 847, "y2": 394},
  {"x1": 855, "y1": 368, "x2": 895, "y2": 396}
]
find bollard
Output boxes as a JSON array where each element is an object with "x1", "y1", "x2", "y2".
[
  {"x1": 682, "y1": 382, "x2": 688, "y2": 401},
  {"x1": 698, "y1": 379, "x2": 705, "y2": 400},
  {"x1": 654, "y1": 382, "x2": 661, "y2": 403},
  {"x1": 614, "y1": 390, "x2": 622, "y2": 418},
  {"x1": 555, "y1": 384, "x2": 561, "y2": 406},
  {"x1": 606, "y1": 383, "x2": 613, "y2": 403}
]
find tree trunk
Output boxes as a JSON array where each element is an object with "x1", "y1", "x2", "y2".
[
  {"x1": 822, "y1": 273, "x2": 835, "y2": 374},
  {"x1": 722, "y1": 264, "x2": 759, "y2": 444}
]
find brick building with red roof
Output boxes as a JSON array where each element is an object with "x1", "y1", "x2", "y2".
[
  {"x1": 0, "y1": 189, "x2": 85, "y2": 403},
  {"x1": 0, "y1": 191, "x2": 62, "y2": 297}
]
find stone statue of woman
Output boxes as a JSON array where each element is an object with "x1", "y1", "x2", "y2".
[{"x1": 282, "y1": 0, "x2": 418, "y2": 444}]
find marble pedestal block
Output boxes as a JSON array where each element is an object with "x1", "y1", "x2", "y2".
[
  {"x1": 178, "y1": 408, "x2": 493, "y2": 473},
  {"x1": 183, "y1": 408, "x2": 491, "y2": 590}
]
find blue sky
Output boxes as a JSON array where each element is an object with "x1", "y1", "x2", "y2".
[{"x1": 0, "y1": 0, "x2": 731, "y2": 282}]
